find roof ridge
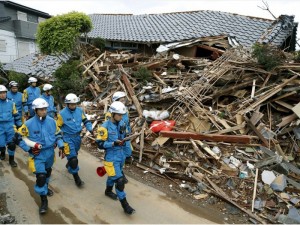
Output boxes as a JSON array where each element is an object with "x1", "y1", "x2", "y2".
[{"x1": 90, "y1": 10, "x2": 274, "y2": 22}]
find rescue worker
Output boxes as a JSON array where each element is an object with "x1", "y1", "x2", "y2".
[
  {"x1": 106, "y1": 91, "x2": 133, "y2": 164},
  {"x1": 22, "y1": 77, "x2": 41, "y2": 119},
  {"x1": 56, "y1": 93, "x2": 94, "y2": 187},
  {"x1": 96, "y1": 101, "x2": 135, "y2": 215},
  {"x1": 0, "y1": 85, "x2": 22, "y2": 167},
  {"x1": 17, "y1": 98, "x2": 64, "y2": 214},
  {"x1": 7, "y1": 81, "x2": 23, "y2": 119},
  {"x1": 41, "y1": 84, "x2": 56, "y2": 118}
]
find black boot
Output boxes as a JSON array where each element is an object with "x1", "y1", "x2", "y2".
[
  {"x1": 73, "y1": 173, "x2": 84, "y2": 187},
  {"x1": 9, "y1": 155, "x2": 17, "y2": 167},
  {"x1": 65, "y1": 161, "x2": 69, "y2": 169},
  {"x1": 39, "y1": 195, "x2": 48, "y2": 214},
  {"x1": 0, "y1": 149, "x2": 5, "y2": 160},
  {"x1": 120, "y1": 198, "x2": 135, "y2": 215},
  {"x1": 105, "y1": 186, "x2": 117, "y2": 200}
]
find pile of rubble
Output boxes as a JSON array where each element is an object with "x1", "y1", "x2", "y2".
[{"x1": 80, "y1": 43, "x2": 300, "y2": 224}]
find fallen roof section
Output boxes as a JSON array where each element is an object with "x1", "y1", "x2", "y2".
[
  {"x1": 3, "y1": 53, "x2": 69, "y2": 79},
  {"x1": 88, "y1": 10, "x2": 297, "y2": 49}
]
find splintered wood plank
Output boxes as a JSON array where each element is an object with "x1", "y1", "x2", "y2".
[
  {"x1": 250, "y1": 111, "x2": 264, "y2": 126},
  {"x1": 151, "y1": 136, "x2": 169, "y2": 147},
  {"x1": 276, "y1": 114, "x2": 298, "y2": 128},
  {"x1": 292, "y1": 102, "x2": 300, "y2": 118},
  {"x1": 160, "y1": 131, "x2": 251, "y2": 144},
  {"x1": 188, "y1": 116, "x2": 211, "y2": 132}
]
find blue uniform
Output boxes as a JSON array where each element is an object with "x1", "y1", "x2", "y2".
[
  {"x1": 0, "y1": 98, "x2": 22, "y2": 156},
  {"x1": 56, "y1": 107, "x2": 92, "y2": 174},
  {"x1": 105, "y1": 110, "x2": 132, "y2": 158},
  {"x1": 96, "y1": 119, "x2": 127, "y2": 200},
  {"x1": 22, "y1": 86, "x2": 41, "y2": 117},
  {"x1": 7, "y1": 91, "x2": 23, "y2": 117},
  {"x1": 18, "y1": 115, "x2": 64, "y2": 195},
  {"x1": 41, "y1": 93, "x2": 56, "y2": 118}
]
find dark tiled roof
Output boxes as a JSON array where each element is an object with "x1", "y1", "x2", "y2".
[
  {"x1": 88, "y1": 11, "x2": 296, "y2": 47},
  {"x1": 3, "y1": 53, "x2": 69, "y2": 79}
]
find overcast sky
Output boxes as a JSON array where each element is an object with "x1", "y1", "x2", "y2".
[
  {"x1": 11, "y1": 0, "x2": 300, "y2": 44},
  {"x1": 11, "y1": 0, "x2": 298, "y2": 19}
]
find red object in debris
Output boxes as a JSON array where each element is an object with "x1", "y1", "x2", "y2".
[
  {"x1": 150, "y1": 120, "x2": 176, "y2": 133},
  {"x1": 96, "y1": 166, "x2": 106, "y2": 177}
]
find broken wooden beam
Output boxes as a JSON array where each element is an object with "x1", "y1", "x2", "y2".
[
  {"x1": 244, "y1": 116, "x2": 269, "y2": 147},
  {"x1": 160, "y1": 131, "x2": 251, "y2": 144},
  {"x1": 118, "y1": 65, "x2": 143, "y2": 117}
]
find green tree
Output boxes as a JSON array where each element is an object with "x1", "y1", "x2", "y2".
[
  {"x1": 52, "y1": 60, "x2": 87, "y2": 105},
  {"x1": 8, "y1": 71, "x2": 28, "y2": 91},
  {"x1": 37, "y1": 11, "x2": 92, "y2": 55}
]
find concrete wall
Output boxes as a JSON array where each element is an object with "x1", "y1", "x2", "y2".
[{"x1": 0, "y1": 30, "x2": 18, "y2": 63}]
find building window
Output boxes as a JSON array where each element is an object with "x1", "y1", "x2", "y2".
[
  {"x1": 38, "y1": 17, "x2": 46, "y2": 23},
  {"x1": 0, "y1": 40, "x2": 6, "y2": 52},
  {"x1": 18, "y1": 41, "x2": 30, "y2": 58},
  {"x1": 17, "y1": 11, "x2": 27, "y2": 21}
]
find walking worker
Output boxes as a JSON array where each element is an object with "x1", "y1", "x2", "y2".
[
  {"x1": 0, "y1": 85, "x2": 22, "y2": 167},
  {"x1": 96, "y1": 101, "x2": 135, "y2": 215},
  {"x1": 22, "y1": 77, "x2": 41, "y2": 119},
  {"x1": 41, "y1": 84, "x2": 56, "y2": 118},
  {"x1": 7, "y1": 81, "x2": 23, "y2": 119},
  {"x1": 105, "y1": 91, "x2": 132, "y2": 164},
  {"x1": 16, "y1": 98, "x2": 65, "y2": 214},
  {"x1": 56, "y1": 93, "x2": 94, "y2": 187}
]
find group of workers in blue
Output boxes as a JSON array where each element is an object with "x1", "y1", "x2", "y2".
[{"x1": 0, "y1": 76, "x2": 135, "y2": 215}]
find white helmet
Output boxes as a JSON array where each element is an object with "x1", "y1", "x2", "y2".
[
  {"x1": 32, "y1": 98, "x2": 49, "y2": 110},
  {"x1": 0, "y1": 85, "x2": 8, "y2": 92},
  {"x1": 109, "y1": 101, "x2": 126, "y2": 114},
  {"x1": 43, "y1": 84, "x2": 53, "y2": 91},
  {"x1": 9, "y1": 81, "x2": 18, "y2": 87},
  {"x1": 65, "y1": 93, "x2": 80, "y2": 103},
  {"x1": 112, "y1": 91, "x2": 126, "y2": 102},
  {"x1": 28, "y1": 77, "x2": 37, "y2": 83}
]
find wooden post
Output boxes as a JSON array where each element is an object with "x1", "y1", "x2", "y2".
[
  {"x1": 139, "y1": 121, "x2": 146, "y2": 163},
  {"x1": 251, "y1": 168, "x2": 259, "y2": 212}
]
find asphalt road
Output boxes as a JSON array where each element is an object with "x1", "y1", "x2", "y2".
[{"x1": 0, "y1": 147, "x2": 223, "y2": 224}]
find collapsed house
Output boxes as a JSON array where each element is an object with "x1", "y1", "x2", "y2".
[{"x1": 87, "y1": 11, "x2": 298, "y2": 56}]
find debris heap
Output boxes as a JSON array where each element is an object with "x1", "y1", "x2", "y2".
[{"x1": 80, "y1": 44, "x2": 300, "y2": 224}]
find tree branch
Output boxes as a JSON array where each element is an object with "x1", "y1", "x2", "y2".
[{"x1": 258, "y1": 0, "x2": 277, "y2": 19}]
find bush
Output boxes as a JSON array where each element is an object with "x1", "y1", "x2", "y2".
[
  {"x1": 91, "y1": 37, "x2": 106, "y2": 52},
  {"x1": 53, "y1": 60, "x2": 87, "y2": 104},
  {"x1": 252, "y1": 43, "x2": 285, "y2": 71},
  {"x1": 8, "y1": 71, "x2": 28, "y2": 91},
  {"x1": 133, "y1": 67, "x2": 152, "y2": 84}
]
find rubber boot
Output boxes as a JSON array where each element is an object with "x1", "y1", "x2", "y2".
[
  {"x1": 47, "y1": 188, "x2": 54, "y2": 197},
  {"x1": 9, "y1": 155, "x2": 17, "y2": 167},
  {"x1": 120, "y1": 198, "x2": 135, "y2": 215},
  {"x1": 105, "y1": 186, "x2": 117, "y2": 200},
  {"x1": 0, "y1": 149, "x2": 5, "y2": 160},
  {"x1": 39, "y1": 195, "x2": 48, "y2": 214},
  {"x1": 73, "y1": 173, "x2": 84, "y2": 187},
  {"x1": 65, "y1": 161, "x2": 69, "y2": 169}
]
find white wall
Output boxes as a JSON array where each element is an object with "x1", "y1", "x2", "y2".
[{"x1": 0, "y1": 30, "x2": 18, "y2": 64}]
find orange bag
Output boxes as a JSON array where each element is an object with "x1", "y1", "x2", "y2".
[{"x1": 150, "y1": 120, "x2": 175, "y2": 133}]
